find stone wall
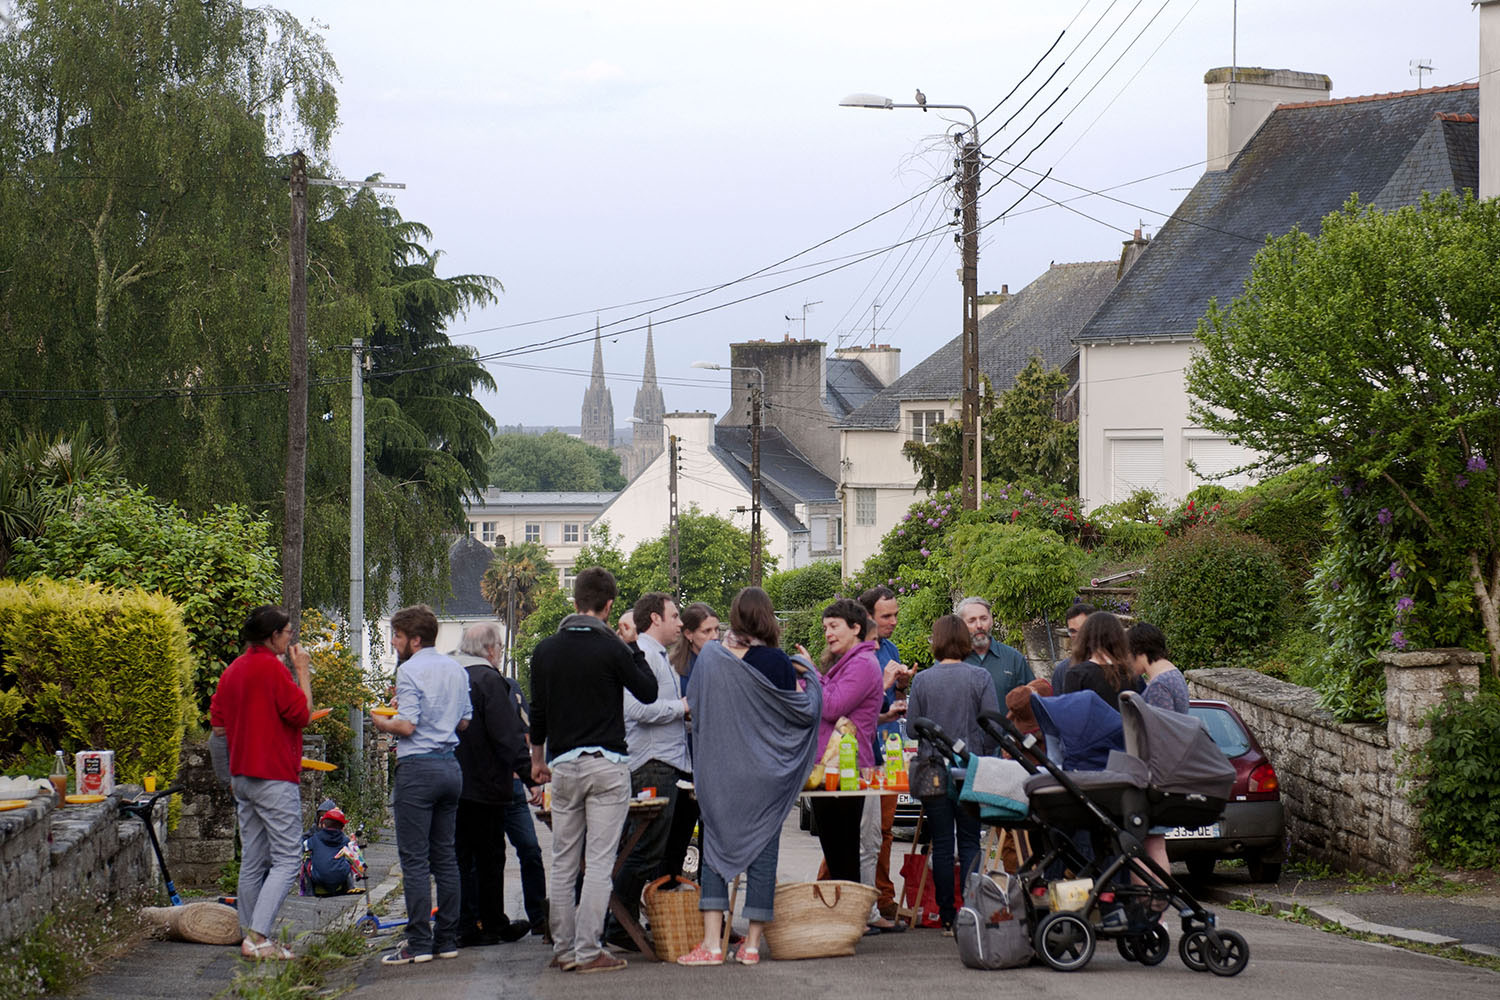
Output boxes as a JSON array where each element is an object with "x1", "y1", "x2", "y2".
[
  {"x1": 165, "y1": 738, "x2": 238, "y2": 888},
  {"x1": 0, "y1": 788, "x2": 160, "y2": 944},
  {"x1": 1186, "y1": 648, "x2": 1482, "y2": 873}
]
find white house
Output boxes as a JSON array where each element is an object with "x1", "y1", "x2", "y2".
[
  {"x1": 463, "y1": 490, "x2": 616, "y2": 591},
  {"x1": 1075, "y1": 68, "x2": 1480, "y2": 511}
]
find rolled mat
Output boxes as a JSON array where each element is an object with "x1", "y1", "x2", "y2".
[{"x1": 141, "y1": 901, "x2": 242, "y2": 944}]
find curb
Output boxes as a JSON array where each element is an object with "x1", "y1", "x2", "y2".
[{"x1": 1201, "y1": 884, "x2": 1466, "y2": 950}]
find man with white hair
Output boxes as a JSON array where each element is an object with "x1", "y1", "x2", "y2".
[
  {"x1": 453, "y1": 621, "x2": 531, "y2": 947},
  {"x1": 955, "y1": 596, "x2": 1034, "y2": 705}
]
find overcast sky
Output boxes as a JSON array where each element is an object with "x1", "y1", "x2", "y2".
[{"x1": 279, "y1": 0, "x2": 1482, "y2": 430}]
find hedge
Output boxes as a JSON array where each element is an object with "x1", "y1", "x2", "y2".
[{"x1": 0, "y1": 578, "x2": 193, "y2": 784}]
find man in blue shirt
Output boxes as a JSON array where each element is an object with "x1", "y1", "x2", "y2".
[
  {"x1": 956, "y1": 596, "x2": 1035, "y2": 706},
  {"x1": 859, "y1": 585, "x2": 912, "y2": 927},
  {"x1": 372, "y1": 604, "x2": 473, "y2": 965}
]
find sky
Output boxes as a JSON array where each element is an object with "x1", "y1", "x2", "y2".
[{"x1": 276, "y1": 0, "x2": 1483, "y2": 430}]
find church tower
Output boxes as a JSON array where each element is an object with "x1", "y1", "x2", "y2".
[
  {"x1": 618, "y1": 322, "x2": 667, "y2": 480},
  {"x1": 580, "y1": 321, "x2": 614, "y2": 450}
]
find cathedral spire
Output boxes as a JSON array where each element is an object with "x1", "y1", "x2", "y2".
[
  {"x1": 580, "y1": 318, "x2": 614, "y2": 450},
  {"x1": 590, "y1": 319, "x2": 607, "y2": 387},
  {"x1": 641, "y1": 320, "x2": 658, "y2": 386}
]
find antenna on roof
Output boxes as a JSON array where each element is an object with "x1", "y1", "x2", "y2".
[{"x1": 1410, "y1": 59, "x2": 1435, "y2": 89}]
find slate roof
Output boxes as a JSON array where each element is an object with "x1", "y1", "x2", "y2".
[
  {"x1": 1076, "y1": 84, "x2": 1479, "y2": 344},
  {"x1": 837, "y1": 260, "x2": 1120, "y2": 429},
  {"x1": 437, "y1": 535, "x2": 496, "y2": 618},
  {"x1": 710, "y1": 426, "x2": 839, "y2": 534},
  {"x1": 824, "y1": 357, "x2": 887, "y2": 419},
  {"x1": 468, "y1": 490, "x2": 618, "y2": 511}
]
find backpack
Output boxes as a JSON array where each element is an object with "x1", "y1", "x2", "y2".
[{"x1": 955, "y1": 871, "x2": 1032, "y2": 970}]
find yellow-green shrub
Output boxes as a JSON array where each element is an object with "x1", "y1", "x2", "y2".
[{"x1": 0, "y1": 578, "x2": 193, "y2": 784}]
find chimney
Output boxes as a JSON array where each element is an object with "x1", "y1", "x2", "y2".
[
  {"x1": 664, "y1": 410, "x2": 716, "y2": 450},
  {"x1": 833, "y1": 345, "x2": 901, "y2": 386},
  {"x1": 1481, "y1": 0, "x2": 1500, "y2": 199},
  {"x1": 975, "y1": 286, "x2": 1011, "y2": 322},
  {"x1": 1117, "y1": 228, "x2": 1150, "y2": 280},
  {"x1": 1205, "y1": 67, "x2": 1331, "y2": 171}
]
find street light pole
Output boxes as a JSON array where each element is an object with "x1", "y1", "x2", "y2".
[
  {"x1": 692, "y1": 361, "x2": 766, "y2": 585},
  {"x1": 841, "y1": 93, "x2": 982, "y2": 511}
]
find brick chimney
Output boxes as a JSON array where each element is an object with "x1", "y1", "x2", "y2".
[
  {"x1": 1480, "y1": 0, "x2": 1500, "y2": 199},
  {"x1": 1117, "y1": 229, "x2": 1150, "y2": 280},
  {"x1": 1205, "y1": 67, "x2": 1331, "y2": 171}
]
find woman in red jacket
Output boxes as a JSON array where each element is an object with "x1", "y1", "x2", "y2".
[{"x1": 209, "y1": 606, "x2": 312, "y2": 960}]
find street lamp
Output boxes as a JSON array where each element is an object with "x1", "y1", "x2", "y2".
[
  {"x1": 841, "y1": 91, "x2": 982, "y2": 511},
  {"x1": 692, "y1": 360, "x2": 766, "y2": 585}
]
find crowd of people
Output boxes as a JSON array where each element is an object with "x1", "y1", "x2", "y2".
[{"x1": 208, "y1": 569, "x2": 1185, "y2": 972}]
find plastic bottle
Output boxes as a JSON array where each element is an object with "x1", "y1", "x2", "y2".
[
  {"x1": 884, "y1": 732, "x2": 904, "y2": 786},
  {"x1": 838, "y1": 730, "x2": 858, "y2": 791}
]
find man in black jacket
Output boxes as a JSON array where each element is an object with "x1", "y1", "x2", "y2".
[
  {"x1": 453, "y1": 622, "x2": 532, "y2": 947},
  {"x1": 530, "y1": 567, "x2": 657, "y2": 974}
]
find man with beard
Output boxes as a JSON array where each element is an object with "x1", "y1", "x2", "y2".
[
  {"x1": 371, "y1": 605, "x2": 472, "y2": 965},
  {"x1": 956, "y1": 596, "x2": 1035, "y2": 705}
]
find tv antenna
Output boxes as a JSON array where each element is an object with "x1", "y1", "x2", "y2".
[
  {"x1": 785, "y1": 299, "x2": 822, "y2": 339},
  {"x1": 1409, "y1": 59, "x2": 1435, "y2": 88}
]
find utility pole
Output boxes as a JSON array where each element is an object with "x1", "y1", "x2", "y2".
[
  {"x1": 283, "y1": 151, "x2": 309, "y2": 634},
  {"x1": 668, "y1": 434, "x2": 681, "y2": 602},
  {"x1": 505, "y1": 574, "x2": 518, "y2": 679},
  {"x1": 750, "y1": 381, "x2": 763, "y2": 586},
  {"x1": 958, "y1": 131, "x2": 981, "y2": 511},
  {"x1": 349, "y1": 338, "x2": 365, "y2": 769}
]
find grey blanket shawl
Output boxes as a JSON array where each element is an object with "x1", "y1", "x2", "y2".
[{"x1": 688, "y1": 640, "x2": 822, "y2": 877}]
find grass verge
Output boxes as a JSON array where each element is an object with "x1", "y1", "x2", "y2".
[
  {"x1": 1226, "y1": 897, "x2": 1500, "y2": 972},
  {"x1": 217, "y1": 926, "x2": 371, "y2": 1000},
  {"x1": 0, "y1": 892, "x2": 150, "y2": 1000}
]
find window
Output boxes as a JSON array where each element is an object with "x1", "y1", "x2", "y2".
[
  {"x1": 855, "y1": 488, "x2": 877, "y2": 526},
  {"x1": 524, "y1": 522, "x2": 540, "y2": 543},
  {"x1": 480, "y1": 521, "x2": 497, "y2": 544},
  {"x1": 909, "y1": 409, "x2": 946, "y2": 444},
  {"x1": 1107, "y1": 435, "x2": 1166, "y2": 502},
  {"x1": 563, "y1": 523, "x2": 580, "y2": 544},
  {"x1": 1184, "y1": 433, "x2": 1256, "y2": 489},
  {"x1": 561, "y1": 566, "x2": 577, "y2": 591}
]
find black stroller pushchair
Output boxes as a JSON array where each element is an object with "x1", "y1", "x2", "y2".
[{"x1": 912, "y1": 689, "x2": 1250, "y2": 977}]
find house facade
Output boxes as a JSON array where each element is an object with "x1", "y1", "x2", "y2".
[
  {"x1": 1076, "y1": 70, "x2": 1479, "y2": 511},
  {"x1": 464, "y1": 490, "x2": 617, "y2": 591}
]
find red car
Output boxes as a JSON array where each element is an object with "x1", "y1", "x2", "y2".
[{"x1": 1165, "y1": 699, "x2": 1286, "y2": 883}]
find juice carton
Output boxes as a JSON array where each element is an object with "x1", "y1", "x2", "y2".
[{"x1": 76, "y1": 750, "x2": 115, "y2": 796}]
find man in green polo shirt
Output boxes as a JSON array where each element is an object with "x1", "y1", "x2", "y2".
[{"x1": 955, "y1": 596, "x2": 1034, "y2": 705}]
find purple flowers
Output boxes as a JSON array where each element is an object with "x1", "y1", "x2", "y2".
[
  {"x1": 1395, "y1": 596, "x2": 1415, "y2": 624},
  {"x1": 1340, "y1": 485, "x2": 1353, "y2": 498},
  {"x1": 919, "y1": 547, "x2": 930, "y2": 557},
  {"x1": 1391, "y1": 630, "x2": 1409, "y2": 651},
  {"x1": 1388, "y1": 562, "x2": 1405, "y2": 580},
  {"x1": 1377, "y1": 508, "x2": 1392, "y2": 525},
  {"x1": 1468, "y1": 455, "x2": 1488, "y2": 472},
  {"x1": 896, "y1": 528, "x2": 905, "y2": 536},
  {"x1": 1456, "y1": 474, "x2": 1469, "y2": 488}
]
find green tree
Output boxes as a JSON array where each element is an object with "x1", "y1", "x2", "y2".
[
  {"x1": 947, "y1": 522, "x2": 1084, "y2": 650},
  {"x1": 903, "y1": 359, "x2": 1079, "y2": 494},
  {"x1": 1186, "y1": 193, "x2": 1500, "y2": 680},
  {"x1": 613, "y1": 507, "x2": 772, "y2": 617},
  {"x1": 7, "y1": 483, "x2": 281, "y2": 718},
  {"x1": 480, "y1": 541, "x2": 560, "y2": 628},
  {"x1": 0, "y1": 428, "x2": 118, "y2": 573},
  {"x1": 489, "y1": 431, "x2": 626, "y2": 492}
]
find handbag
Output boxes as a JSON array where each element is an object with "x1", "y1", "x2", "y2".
[{"x1": 909, "y1": 754, "x2": 948, "y2": 797}]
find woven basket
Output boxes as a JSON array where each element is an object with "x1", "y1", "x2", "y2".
[
  {"x1": 762, "y1": 880, "x2": 877, "y2": 960},
  {"x1": 643, "y1": 875, "x2": 702, "y2": 962}
]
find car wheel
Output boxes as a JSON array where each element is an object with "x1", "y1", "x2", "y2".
[
  {"x1": 1034, "y1": 911, "x2": 1095, "y2": 972},
  {"x1": 1246, "y1": 854, "x2": 1282, "y2": 884},
  {"x1": 1185, "y1": 855, "x2": 1216, "y2": 880}
]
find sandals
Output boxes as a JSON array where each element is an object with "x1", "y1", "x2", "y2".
[
  {"x1": 734, "y1": 943, "x2": 761, "y2": 966},
  {"x1": 675, "y1": 942, "x2": 725, "y2": 966},
  {"x1": 241, "y1": 936, "x2": 295, "y2": 961}
]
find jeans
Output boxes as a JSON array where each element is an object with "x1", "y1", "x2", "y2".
[
  {"x1": 505, "y1": 778, "x2": 547, "y2": 927},
  {"x1": 231, "y1": 776, "x2": 302, "y2": 938},
  {"x1": 548, "y1": 754, "x2": 631, "y2": 965},
  {"x1": 922, "y1": 793, "x2": 980, "y2": 922},
  {"x1": 456, "y1": 798, "x2": 510, "y2": 937},
  {"x1": 393, "y1": 754, "x2": 463, "y2": 953},
  {"x1": 699, "y1": 835, "x2": 779, "y2": 923},
  {"x1": 613, "y1": 759, "x2": 684, "y2": 923}
]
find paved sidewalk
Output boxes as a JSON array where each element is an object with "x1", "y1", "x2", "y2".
[{"x1": 75, "y1": 833, "x2": 402, "y2": 1000}]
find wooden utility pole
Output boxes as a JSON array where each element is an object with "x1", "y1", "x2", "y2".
[
  {"x1": 958, "y1": 132, "x2": 981, "y2": 511},
  {"x1": 282, "y1": 151, "x2": 309, "y2": 632},
  {"x1": 668, "y1": 434, "x2": 681, "y2": 602},
  {"x1": 749, "y1": 383, "x2": 763, "y2": 586}
]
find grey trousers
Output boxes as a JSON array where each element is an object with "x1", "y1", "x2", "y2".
[
  {"x1": 231, "y1": 775, "x2": 303, "y2": 938},
  {"x1": 547, "y1": 754, "x2": 630, "y2": 965}
]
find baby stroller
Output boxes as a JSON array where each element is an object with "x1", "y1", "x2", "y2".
[{"x1": 915, "y1": 691, "x2": 1251, "y2": 977}]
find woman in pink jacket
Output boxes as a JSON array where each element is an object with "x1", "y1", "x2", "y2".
[{"x1": 803, "y1": 599, "x2": 885, "y2": 901}]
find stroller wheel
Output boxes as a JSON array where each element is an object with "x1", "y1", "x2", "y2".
[
  {"x1": 1179, "y1": 930, "x2": 1209, "y2": 972},
  {"x1": 1137, "y1": 924, "x2": 1170, "y2": 966},
  {"x1": 1116, "y1": 936, "x2": 1139, "y2": 962},
  {"x1": 1203, "y1": 928, "x2": 1249, "y2": 977},
  {"x1": 356, "y1": 915, "x2": 379, "y2": 938},
  {"x1": 1034, "y1": 911, "x2": 1095, "y2": 972}
]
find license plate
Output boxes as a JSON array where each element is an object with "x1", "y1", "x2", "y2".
[
  {"x1": 897, "y1": 794, "x2": 915, "y2": 806},
  {"x1": 1164, "y1": 823, "x2": 1222, "y2": 839}
]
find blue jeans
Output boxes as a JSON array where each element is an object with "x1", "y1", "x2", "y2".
[
  {"x1": 700, "y1": 835, "x2": 779, "y2": 923},
  {"x1": 922, "y1": 793, "x2": 980, "y2": 922},
  {"x1": 393, "y1": 754, "x2": 463, "y2": 953},
  {"x1": 505, "y1": 778, "x2": 547, "y2": 927}
]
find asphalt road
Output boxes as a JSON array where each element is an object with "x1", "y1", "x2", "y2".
[{"x1": 343, "y1": 811, "x2": 1500, "y2": 1000}]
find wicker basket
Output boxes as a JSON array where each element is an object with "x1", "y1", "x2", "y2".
[
  {"x1": 762, "y1": 880, "x2": 877, "y2": 960},
  {"x1": 643, "y1": 875, "x2": 702, "y2": 962}
]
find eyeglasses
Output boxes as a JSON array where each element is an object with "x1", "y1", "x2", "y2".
[{"x1": 1067, "y1": 627, "x2": 1080, "y2": 638}]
